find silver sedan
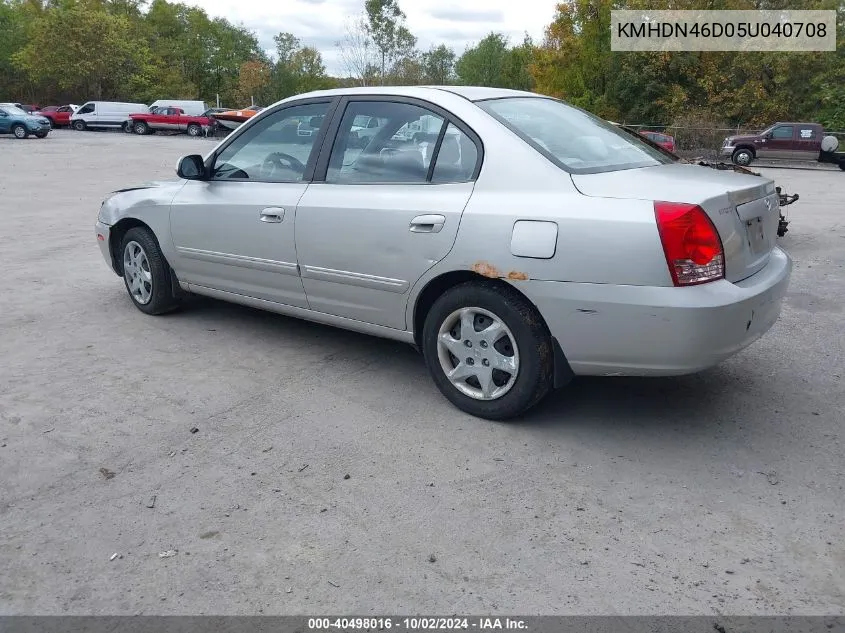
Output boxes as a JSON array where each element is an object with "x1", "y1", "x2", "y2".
[{"x1": 95, "y1": 86, "x2": 792, "y2": 419}]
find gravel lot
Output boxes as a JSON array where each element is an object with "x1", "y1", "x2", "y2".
[{"x1": 1, "y1": 130, "x2": 843, "y2": 615}]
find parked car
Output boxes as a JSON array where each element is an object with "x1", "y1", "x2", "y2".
[
  {"x1": 70, "y1": 101, "x2": 150, "y2": 131},
  {"x1": 722, "y1": 122, "x2": 845, "y2": 169},
  {"x1": 639, "y1": 130, "x2": 675, "y2": 153},
  {"x1": 35, "y1": 104, "x2": 78, "y2": 128},
  {"x1": 149, "y1": 99, "x2": 207, "y2": 116},
  {"x1": 0, "y1": 103, "x2": 51, "y2": 138},
  {"x1": 129, "y1": 106, "x2": 214, "y2": 136},
  {"x1": 94, "y1": 86, "x2": 792, "y2": 420}
]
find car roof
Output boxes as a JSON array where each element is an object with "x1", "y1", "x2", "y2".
[{"x1": 290, "y1": 85, "x2": 543, "y2": 103}]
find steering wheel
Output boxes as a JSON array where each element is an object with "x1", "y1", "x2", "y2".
[{"x1": 261, "y1": 152, "x2": 305, "y2": 179}]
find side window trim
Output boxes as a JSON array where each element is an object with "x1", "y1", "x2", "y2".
[
  {"x1": 311, "y1": 95, "x2": 484, "y2": 183},
  {"x1": 425, "y1": 120, "x2": 450, "y2": 182},
  {"x1": 204, "y1": 97, "x2": 341, "y2": 183}
]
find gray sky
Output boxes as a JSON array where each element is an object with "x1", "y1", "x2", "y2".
[{"x1": 184, "y1": 0, "x2": 558, "y2": 75}]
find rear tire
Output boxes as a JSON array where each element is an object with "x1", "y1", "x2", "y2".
[
  {"x1": 119, "y1": 227, "x2": 181, "y2": 315},
  {"x1": 72, "y1": 120, "x2": 86, "y2": 131},
  {"x1": 421, "y1": 281, "x2": 554, "y2": 420},
  {"x1": 12, "y1": 124, "x2": 28, "y2": 139},
  {"x1": 732, "y1": 148, "x2": 753, "y2": 166},
  {"x1": 186, "y1": 123, "x2": 202, "y2": 137}
]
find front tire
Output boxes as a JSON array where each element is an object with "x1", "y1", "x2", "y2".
[
  {"x1": 186, "y1": 123, "x2": 202, "y2": 137},
  {"x1": 422, "y1": 281, "x2": 554, "y2": 420},
  {"x1": 12, "y1": 124, "x2": 28, "y2": 139},
  {"x1": 732, "y1": 148, "x2": 753, "y2": 166},
  {"x1": 133, "y1": 121, "x2": 149, "y2": 135},
  {"x1": 120, "y1": 227, "x2": 181, "y2": 315},
  {"x1": 72, "y1": 120, "x2": 86, "y2": 131}
]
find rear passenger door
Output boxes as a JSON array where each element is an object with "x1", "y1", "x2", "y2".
[
  {"x1": 295, "y1": 97, "x2": 481, "y2": 330},
  {"x1": 794, "y1": 125, "x2": 821, "y2": 159}
]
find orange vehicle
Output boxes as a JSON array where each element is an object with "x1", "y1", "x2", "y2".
[{"x1": 211, "y1": 106, "x2": 263, "y2": 131}]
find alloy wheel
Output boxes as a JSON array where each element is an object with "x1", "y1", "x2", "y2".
[{"x1": 436, "y1": 307, "x2": 520, "y2": 401}]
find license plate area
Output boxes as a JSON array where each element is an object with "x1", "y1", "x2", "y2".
[{"x1": 736, "y1": 194, "x2": 778, "y2": 255}]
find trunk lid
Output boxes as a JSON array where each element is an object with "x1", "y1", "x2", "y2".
[{"x1": 571, "y1": 163, "x2": 780, "y2": 283}]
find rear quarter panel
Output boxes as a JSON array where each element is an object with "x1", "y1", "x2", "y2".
[{"x1": 403, "y1": 100, "x2": 673, "y2": 328}]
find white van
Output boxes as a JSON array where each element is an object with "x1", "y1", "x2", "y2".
[
  {"x1": 70, "y1": 101, "x2": 149, "y2": 131},
  {"x1": 149, "y1": 100, "x2": 207, "y2": 116}
]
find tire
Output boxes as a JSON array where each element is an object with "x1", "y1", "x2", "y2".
[
  {"x1": 133, "y1": 121, "x2": 149, "y2": 135},
  {"x1": 119, "y1": 227, "x2": 181, "y2": 315},
  {"x1": 421, "y1": 281, "x2": 554, "y2": 420},
  {"x1": 45, "y1": 118, "x2": 54, "y2": 129},
  {"x1": 186, "y1": 123, "x2": 202, "y2": 137},
  {"x1": 12, "y1": 124, "x2": 28, "y2": 139},
  {"x1": 72, "y1": 120, "x2": 86, "y2": 131},
  {"x1": 732, "y1": 148, "x2": 753, "y2": 166}
]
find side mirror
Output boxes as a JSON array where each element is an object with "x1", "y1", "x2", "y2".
[
  {"x1": 764, "y1": 132, "x2": 772, "y2": 139},
  {"x1": 177, "y1": 154, "x2": 206, "y2": 180}
]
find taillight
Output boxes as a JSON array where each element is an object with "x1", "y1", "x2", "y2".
[{"x1": 654, "y1": 201, "x2": 725, "y2": 286}]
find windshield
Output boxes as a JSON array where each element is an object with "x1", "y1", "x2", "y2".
[
  {"x1": 2, "y1": 105, "x2": 28, "y2": 116},
  {"x1": 478, "y1": 97, "x2": 674, "y2": 174}
]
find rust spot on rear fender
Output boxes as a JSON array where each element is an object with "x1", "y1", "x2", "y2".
[
  {"x1": 507, "y1": 271, "x2": 528, "y2": 281},
  {"x1": 471, "y1": 261, "x2": 501, "y2": 278}
]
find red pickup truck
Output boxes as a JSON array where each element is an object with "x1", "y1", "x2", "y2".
[
  {"x1": 34, "y1": 105, "x2": 77, "y2": 127},
  {"x1": 129, "y1": 106, "x2": 214, "y2": 136},
  {"x1": 721, "y1": 122, "x2": 844, "y2": 169}
]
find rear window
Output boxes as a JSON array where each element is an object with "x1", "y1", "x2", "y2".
[{"x1": 478, "y1": 97, "x2": 673, "y2": 174}]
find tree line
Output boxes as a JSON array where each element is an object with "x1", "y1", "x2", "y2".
[{"x1": 1, "y1": 0, "x2": 842, "y2": 129}]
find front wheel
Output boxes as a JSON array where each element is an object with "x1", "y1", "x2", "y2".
[
  {"x1": 12, "y1": 124, "x2": 28, "y2": 139},
  {"x1": 186, "y1": 123, "x2": 202, "y2": 137},
  {"x1": 132, "y1": 121, "x2": 148, "y2": 135},
  {"x1": 72, "y1": 120, "x2": 86, "y2": 131},
  {"x1": 732, "y1": 148, "x2": 753, "y2": 166},
  {"x1": 120, "y1": 227, "x2": 181, "y2": 315},
  {"x1": 422, "y1": 281, "x2": 554, "y2": 420}
]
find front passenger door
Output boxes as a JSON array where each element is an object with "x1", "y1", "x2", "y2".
[{"x1": 169, "y1": 100, "x2": 333, "y2": 307}]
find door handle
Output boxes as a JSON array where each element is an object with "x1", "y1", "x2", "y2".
[
  {"x1": 260, "y1": 207, "x2": 285, "y2": 223},
  {"x1": 409, "y1": 214, "x2": 446, "y2": 233}
]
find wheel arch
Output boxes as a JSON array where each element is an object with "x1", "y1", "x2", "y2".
[
  {"x1": 734, "y1": 144, "x2": 756, "y2": 158},
  {"x1": 410, "y1": 270, "x2": 574, "y2": 389},
  {"x1": 109, "y1": 218, "x2": 160, "y2": 275}
]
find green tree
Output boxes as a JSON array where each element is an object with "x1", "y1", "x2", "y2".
[
  {"x1": 421, "y1": 44, "x2": 455, "y2": 84},
  {"x1": 364, "y1": 0, "x2": 416, "y2": 81},
  {"x1": 455, "y1": 33, "x2": 510, "y2": 87},
  {"x1": 14, "y1": 0, "x2": 152, "y2": 101}
]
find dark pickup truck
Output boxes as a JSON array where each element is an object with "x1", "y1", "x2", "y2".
[{"x1": 721, "y1": 122, "x2": 844, "y2": 169}]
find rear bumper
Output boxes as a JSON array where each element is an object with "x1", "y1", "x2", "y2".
[{"x1": 521, "y1": 247, "x2": 792, "y2": 376}]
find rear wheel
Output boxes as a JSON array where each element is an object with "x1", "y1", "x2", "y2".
[
  {"x1": 186, "y1": 123, "x2": 202, "y2": 137},
  {"x1": 422, "y1": 281, "x2": 554, "y2": 420},
  {"x1": 72, "y1": 120, "x2": 86, "y2": 131},
  {"x1": 12, "y1": 124, "x2": 28, "y2": 139},
  {"x1": 120, "y1": 227, "x2": 181, "y2": 315},
  {"x1": 732, "y1": 148, "x2": 753, "y2": 166}
]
